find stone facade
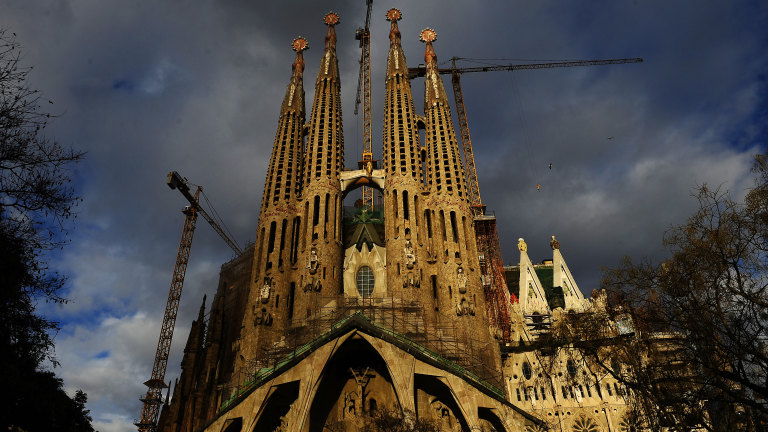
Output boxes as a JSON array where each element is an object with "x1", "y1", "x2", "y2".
[{"x1": 155, "y1": 8, "x2": 634, "y2": 432}]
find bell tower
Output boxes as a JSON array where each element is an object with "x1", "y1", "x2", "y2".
[
  {"x1": 381, "y1": 9, "x2": 425, "y2": 301},
  {"x1": 293, "y1": 13, "x2": 345, "y2": 320}
]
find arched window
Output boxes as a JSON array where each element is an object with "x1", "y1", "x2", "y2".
[
  {"x1": 522, "y1": 361, "x2": 532, "y2": 380},
  {"x1": 567, "y1": 359, "x2": 577, "y2": 378},
  {"x1": 356, "y1": 266, "x2": 374, "y2": 297}
]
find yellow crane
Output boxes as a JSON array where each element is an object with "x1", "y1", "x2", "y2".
[
  {"x1": 354, "y1": 0, "x2": 375, "y2": 211},
  {"x1": 136, "y1": 171, "x2": 241, "y2": 432}
]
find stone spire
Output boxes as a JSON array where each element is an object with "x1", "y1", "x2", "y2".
[
  {"x1": 382, "y1": 8, "x2": 420, "y2": 181},
  {"x1": 422, "y1": 28, "x2": 451, "y2": 107},
  {"x1": 384, "y1": 8, "x2": 408, "y2": 78},
  {"x1": 239, "y1": 37, "x2": 310, "y2": 368},
  {"x1": 421, "y1": 29, "x2": 466, "y2": 197},
  {"x1": 304, "y1": 12, "x2": 344, "y2": 184},
  {"x1": 419, "y1": 28, "x2": 497, "y2": 368},
  {"x1": 382, "y1": 9, "x2": 425, "y2": 297},
  {"x1": 280, "y1": 37, "x2": 308, "y2": 114},
  {"x1": 261, "y1": 37, "x2": 308, "y2": 211},
  {"x1": 293, "y1": 12, "x2": 345, "y2": 321}
]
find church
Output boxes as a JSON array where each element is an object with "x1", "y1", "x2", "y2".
[{"x1": 154, "y1": 9, "x2": 635, "y2": 432}]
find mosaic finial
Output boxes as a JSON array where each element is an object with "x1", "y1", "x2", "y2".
[
  {"x1": 324, "y1": 12, "x2": 340, "y2": 26},
  {"x1": 291, "y1": 36, "x2": 309, "y2": 53},
  {"x1": 419, "y1": 28, "x2": 437, "y2": 43},
  {"x1": 386, "y1": 8, "x2": 402, "y2": 22}
]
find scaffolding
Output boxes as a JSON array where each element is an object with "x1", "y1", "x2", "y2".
[
  {"x1": 220, "y1": 297, "x2": 504, "y2": 409},
  {"x1": 475, "y1": 214, "x2": 516, "y2": 343}
]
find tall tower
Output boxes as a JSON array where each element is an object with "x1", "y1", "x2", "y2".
[
  {"x1": 237, "y1": 36, "x2": 308, "y2": 365},
  {"x1": 420, "y1": 28, "x2": 498, "y2": 366},
  {"x1": 381, "y1": 9, "x2": 424, "y2": 300},
  {"x1": 294, "y1": 13, "x2": 345, "y2": 319}
]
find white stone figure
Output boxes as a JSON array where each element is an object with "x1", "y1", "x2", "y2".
[
  {"x1": 260, "y1": 278, "x2": 271, "y2": 303},
  {"x1": 308, "y1": 248, "x2": 319, "y2": 274},
  {"x1": 457, "y1": 266, "x2": 467, "y2": 294},
  {"x1": 404, "y1": 239, "x2": 416, "y2": 269}
]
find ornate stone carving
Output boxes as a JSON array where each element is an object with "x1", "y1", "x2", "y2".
[
  {"x1": 254, "y1": 308, "x2": 273, "y2": 326},
  {"x1": 303, "y1": 277, "x2": 321, "y2": 293},
  {"x1": 402, "y1": 271, "x2": 419, "y2": 289},
  {"x1": 550, "y1": 235, "x2": 560, "y2": 250},
  {"x1": 456, "y1": 297, "x2": 475, "y2": 317},
  {"x1": 404, "y1": 239, "x2": 416, "y2": 269},
  {"x1": 456, "y1": 266, "x2": 467, "y2": 294},
  {"x1": 260, "y1": 277, "x2": 272, "y2": 304},
  {"x1": 342, "y1": 391, "x2": 357, "y2": 418},
  {"x1": 307, "y1": 247, "x2": 319, "y2": 274},
  {"x1": 426, "y1": 239, "x2": 438, "y2": 263}
]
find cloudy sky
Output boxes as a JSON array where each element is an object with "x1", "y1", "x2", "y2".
[{"x1": 2, "y1": 1, "x2": 766, "y2": 431}]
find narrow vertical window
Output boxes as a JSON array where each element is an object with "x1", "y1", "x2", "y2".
[
  {"x1": 450, "y1": 211, "x2": 459, "y2": 243},
  {"x1": 402, "y1": 190, "x2": 409, "y2": 220}
]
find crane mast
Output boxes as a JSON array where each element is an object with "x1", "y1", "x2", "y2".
[
  {"x1": 355, "y1": 0, "x2": 375, "y2": 211},
  {"x1": 450, "y1": 59, "x2": 484, "y2": 217},
  {"x1": 137, "y1": 172, "x2": 241, "y2": 432},
  {"x1": 136, "y1": 188, "x2": 199, "y2": 432}
]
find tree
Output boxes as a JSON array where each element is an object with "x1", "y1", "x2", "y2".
[
  {"x1": 0, "y1": 28, "x2": 92, "y2": 431},
  {"x1": 549, "y1": 152, "x2": 768, "y2": 431}
]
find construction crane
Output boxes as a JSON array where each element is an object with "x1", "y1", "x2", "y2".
[
  {"x1": 354, "y1": 0, "x2": 375, "y2": 211},
  {"x1": 408, "y1": 57, "x2": 642, "y2": 216},
  {"x1": 136, "y1": 172, "x2": 241, "y2": 432},
  {"x1": 408, "y1": 56, "x2": 642, "y2": 342}
]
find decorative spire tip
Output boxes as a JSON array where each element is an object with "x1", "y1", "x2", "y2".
[
  {"x1": 550, "y1": 235, "x2": 560, "y2": 250},
  {"x1": 419, "y1": 28, "x2": 437, "y2": 43},
  {"x1": 386, "y1": 8, "x2": 402, "y2": 22},
  {"x1": 292, "y1": 36, "x2": 309, "y2": 53},
  {"x1": 324, "y1": 12, "x2": 340, "y2": 26}
]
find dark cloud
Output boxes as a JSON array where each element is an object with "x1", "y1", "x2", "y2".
[{"x1": 2, "y1": 0, "x2": 767, "y2": 430}]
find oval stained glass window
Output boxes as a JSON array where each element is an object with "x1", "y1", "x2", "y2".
[
  {"x1": 356, "y1": 266, "x2": 374, "y2": 297},
  {"x1": 522, "y1": 362, "x2": 532, "y2": 380}
]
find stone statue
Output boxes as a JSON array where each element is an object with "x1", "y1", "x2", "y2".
[
  {"x1": 550, "y1": 235, "x2": 560, "y2": 250},
  {"x1": 260, "y1": 277, "x2": 271, "y2": 303},
  {"x1": 518, "y1": 237, "x2": 527, "y2": 252},
  {"x1": 456, "y1": 266, "x2": 467, "y2": 294},
  {"x1": 254, "y1": 308, "x2": 273, "y2": 326},
  {"x1": 404, "y1": 239, "x2": 416, "y2": 269},
  {"x1": 343, "y1": 391, "x2": 357, "y2": 418},
  {"x1": 308, "y1": 248, "x2": 319, "y2": 274}
]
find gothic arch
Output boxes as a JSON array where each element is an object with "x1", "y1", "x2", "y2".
[
  {"x1": 339, "y1": 170, "x2": 385, "y2": 199},
  {"x1": 478, "y1": 407, "x2": 508, "y2": 432},
  {"x1": 249, "y1": 381, "x2": 300, "y2": 432},
  {"x1": 307, "y1": 334, "x2": 399, "y2": 432},
  {"x1": 414, "y1": 374, "x2": 470, "y2": 431},
  {"x1": 220, "y1": 417, "x2": 242, "y2": 432}
]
